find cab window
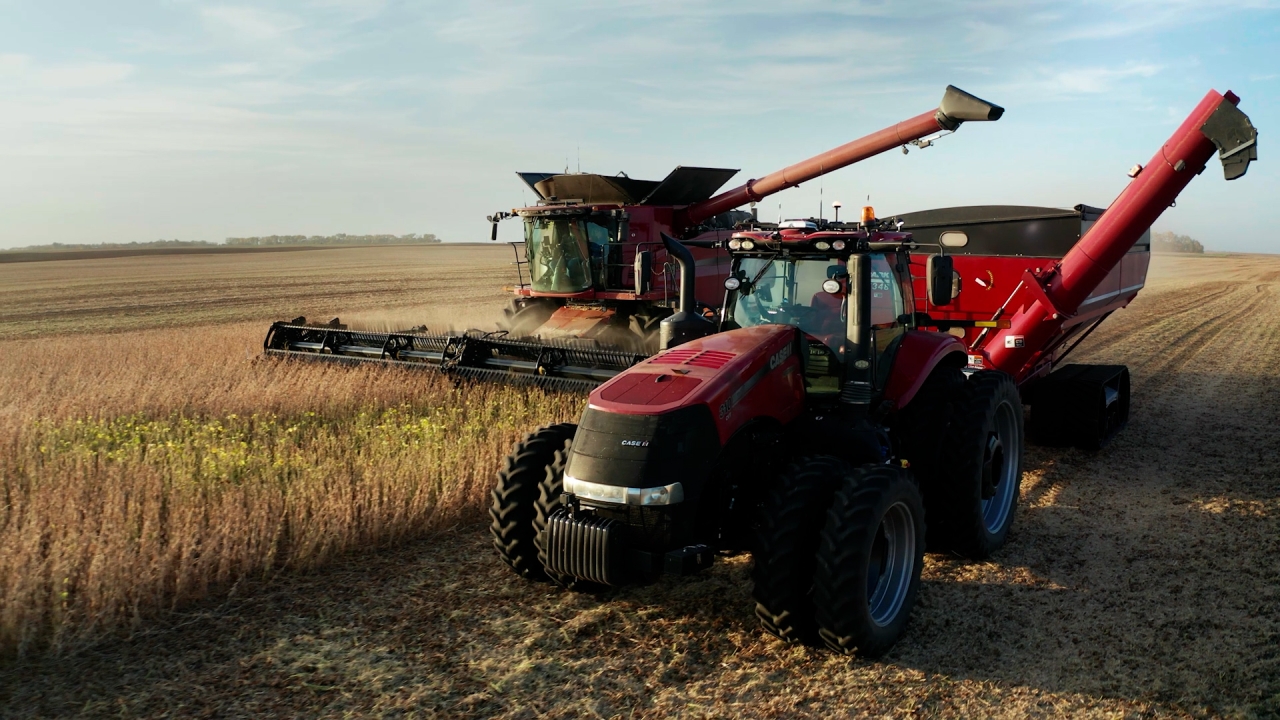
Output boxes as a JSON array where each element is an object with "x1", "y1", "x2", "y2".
[{"x1": 870, "y1": 254, "x2": 905, "y2": 326}]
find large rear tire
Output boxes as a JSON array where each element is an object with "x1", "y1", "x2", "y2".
[
  {"x1": 814, "y1": 465, "x2": 926, "y2": 657},
  {"x1": 930, "y1": 370, "x2": 1024, "y2": 559},
  {"x1": 752, "y1": 455, "x2": 848, "y2": 643},
  {"x1": 489, "y1": 423, "x2": 577, "y2": 581}
]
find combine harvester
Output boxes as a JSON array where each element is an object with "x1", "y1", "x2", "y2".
[
  {"x1": 263, "y1": 85, "x2": 1004, "y2": 390},
  {"x1": 489, "y1": 90, "x2": 1256, "y2": 656}
]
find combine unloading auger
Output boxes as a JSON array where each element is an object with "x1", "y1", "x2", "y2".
[{"x1": 263, "y1": 86, "x2": 1003, "y2": 390}]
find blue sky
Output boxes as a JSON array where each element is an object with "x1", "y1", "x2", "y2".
[{"x1": 1, "y1": 1, "x2": 1276, "y2": 251}]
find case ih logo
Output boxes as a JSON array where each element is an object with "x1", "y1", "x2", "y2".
[
  {"x1": 768, "y1": 344, "x2": 793, "y2": 370},
  {"x1": 621, "y1": 439, "x2": 650, "y2": 447}
]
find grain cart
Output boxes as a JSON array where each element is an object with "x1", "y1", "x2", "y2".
[
  {"x1": 263, "y1": 86, "x2": 1003, "y2": 390},
  {"x1": 490, "y1": 89, "x2": 1256, "y2": 656}
]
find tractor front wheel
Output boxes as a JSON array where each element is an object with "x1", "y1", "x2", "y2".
[
  {"x1": 534, "y1": 445, "x2": 606, "y2": 592},
  {"x1": 489, "y1": 423, "x2": 577, "y2": 581},
  {"x1": 752, "y1": 455, "x2": 849, "y2": 644},
  {"x1": 814, "y1": 465, "x2": 926, "y2": 657},
  {"x1": 930, "y1": 370, "x2": 1024, "y2": 559}
]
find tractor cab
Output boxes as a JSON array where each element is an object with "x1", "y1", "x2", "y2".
[{"x1": 719, "y1": 220, "x2": 917, "y2": 405}]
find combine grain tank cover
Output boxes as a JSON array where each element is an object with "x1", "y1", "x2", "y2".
[
  {"x1": 897, "y1": 205, "x2": 1149, "y2": 258},
  {"x1": 640, "y1": 166, "x2": 739, "y2": 206},
  {"x1": 524, "y1": 173, "x2": 662, "y2": 204}
]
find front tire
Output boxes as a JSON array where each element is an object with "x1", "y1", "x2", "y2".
[
  {"x1": 814, "y1": 465, "x2": 926, "y2": 657},
  {"x1": 534, "y1": 445, "x2": 605, "y2": 592},
  {"x1": 930, "y1": 370, "x2": 1024, "y2": 559},
  {"x1": 489, "y1": 423, "x2": 576, "y2": 581},
  {"x1": 752, "y1": 455, "x2": 848, "y2": 643}
]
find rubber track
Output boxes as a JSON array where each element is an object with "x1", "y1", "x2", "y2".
[
  {"x1": 813, "y1": 465, "x2": 924, "y2": 657},
  {"x1": 489, "y1": 423, "x2": 577, "y2": 581},
  {"x1": 752, "y1": 455, "x2": 850, "y2": 643}
]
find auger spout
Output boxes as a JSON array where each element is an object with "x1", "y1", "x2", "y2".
[
  {"x1": 680, "y1": 85, "x2": 1003, "y2": 226},
  {"x1": 985, "y1": 89, "x2": 1258, "y2": 380}
]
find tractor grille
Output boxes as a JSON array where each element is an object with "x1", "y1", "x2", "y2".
[
  {"x1": 542, "y1": 507, "x2": 628, "y2": 585},
  {"x1": 841, "y1": 380, "x2": 873, "y2": 405}
]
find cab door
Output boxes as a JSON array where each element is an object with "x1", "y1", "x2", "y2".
[{"x1": 869, "y1": 253, "x2": 908, "y2": 388}]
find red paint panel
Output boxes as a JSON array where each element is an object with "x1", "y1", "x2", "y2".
[
  {"x1": 651, "y1": 349, "x2": 700, "y2": 365},
  {"x1": 884, "y1": 331, "x2": 968, "y2": 409},
  {"x1": 589, "y1": 324, "x2": 805, "y2": 443},
  {"x1": 686, "y1": 351, "x2": 736, "y2": 369},
  {"x1": 598, "y1": 373, "x2": 702, "y2": 406}
]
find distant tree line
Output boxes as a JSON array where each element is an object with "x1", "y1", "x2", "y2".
[
  {"x1": 1151, "y1": 231, "x2": 1204, "y2": 254},
  {"x1": 225, "y1": 233, "x2": 442, "y2": 246},
  {"x1": 7, "y1": 239, "x2": 219, "y2": 251}
]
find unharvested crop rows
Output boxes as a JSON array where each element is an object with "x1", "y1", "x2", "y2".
[{"x1": 0, "y1": 251, "x2": 1277, "y2": 718}]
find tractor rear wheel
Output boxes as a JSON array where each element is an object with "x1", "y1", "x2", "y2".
[
  {"x1": 931, "y1": 370, "x2": 1024, "y2": 559},
  {"x1": 814, "y1": 465, "x2": 926, "y2": 657},
  {"x1": 489, "y1": 423, "x2": 577, "y2": 581},
  {"x1": 752, "y1": 455, "x2": 849, "y2": 644}
]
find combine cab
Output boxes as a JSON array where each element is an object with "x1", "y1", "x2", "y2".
[
  {"x1": 265, "y1": 86, "x2": 1006, "y2": 389},
  {"x1": 490, "y1": 89, "x2": 1256, "y2": 657}
]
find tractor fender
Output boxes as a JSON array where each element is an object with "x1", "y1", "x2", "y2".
[{"x1": 884, "y1": 331, "x2": 968, "y2": 410}]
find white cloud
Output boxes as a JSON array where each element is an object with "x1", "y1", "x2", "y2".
[
  {"x1": 200, "y1": 6, "x2": 300, "y2": 42},
  {"x1": 1051, "y1": 63, "x2": 1162, "y2": 94}
]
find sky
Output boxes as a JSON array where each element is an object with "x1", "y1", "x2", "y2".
[{"x1": 1, "y1": 0, "x2": 1277, "y2": 252}]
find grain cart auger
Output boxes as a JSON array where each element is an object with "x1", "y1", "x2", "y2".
[
  {"x1": 490, "y1": 89, "x2": 1256, "y2": 657},
  {"x1": 265, "y1": 86, "x2": 1003, "y2": 392},
  {"x1": 904, "y1": 89, "x2": 1257, "y2": 450}
]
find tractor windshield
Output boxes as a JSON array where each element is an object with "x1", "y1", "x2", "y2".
[
  {"x1": 524, "y1": 216, "x2": 615, "y2": 294},
  {"x1": 730, "y1": 257, "x2": 847, "y2": 354}
]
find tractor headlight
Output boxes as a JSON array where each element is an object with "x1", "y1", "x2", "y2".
[
  {"x1": 815, "y1": 241, "x2": 831, "y2": 250},
  {"x1": 563, "y1": 476, "x2": 626, "y2": 504},
  {"x1": 562, "y1": 476, "x2": 685, "y2": 506},
  {"x1": 822, "y1": 279, "x2": 841, "y2": 294},
  {"x1": 832, "y1": 240, "x2": 846, "y2": 251},
  {"x1": 728, "y1": 239, "x2": 742, "y2": 250},
  {"x1": 724, "y1": 277, "x2": 741, "y2": 291},
  {"x1": 740, "y1": 240, "x2": 756, "y2": 250}
]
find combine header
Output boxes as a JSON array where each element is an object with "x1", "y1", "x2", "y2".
[
  {"x1": 264, "y1": 86, "x2": 1004, "y2": 390},
  {"x1": 490, "y1": 89, "x2": 1256, "y2": 656}
]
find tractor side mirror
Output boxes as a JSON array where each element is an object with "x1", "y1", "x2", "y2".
[
  {"x1": 490, "y1": 221, "x2": 499, "y2": 242},
  {"x1": 634, "y1": 250, "x2": 653, "y2": 295},
  {"x1": 927, "y1": 255, "x2": 956, "y2": 306}
]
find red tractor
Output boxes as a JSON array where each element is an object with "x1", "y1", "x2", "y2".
[{"x1": 489, "y1": 89, "x2": 1257, "y2": 656}]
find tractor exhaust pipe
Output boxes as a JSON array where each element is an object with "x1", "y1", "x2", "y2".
[{"x1": 659, "y1": 233, "x2": 715, "y2": 350}]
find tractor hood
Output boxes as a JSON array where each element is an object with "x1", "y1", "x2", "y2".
[
  {"x1": 565, "y1": 324, "x2": 806, "y2": 505},
  {"x1": 588, "y1": 324, "x2": 806, "y2": 442}
]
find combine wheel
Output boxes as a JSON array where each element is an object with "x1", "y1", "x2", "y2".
[
  {"x1": 814, "y1": 465, "x2": 926, "y2": 657},
  {"x1": 931, "y1": 370, "x2": 1024, "y2": 559},
  {"x1": 489, "y1": 423, "x2": 577, "y2": 581},
  {"x1": 752, "y1": 455, "x2": 849, "y2": 644},
  {"x1": 501, "y1": 298, "x2": 558, "y2": 337},
  {"x1": 534, "y1": 446, "x2": 605, "y2": 592}
]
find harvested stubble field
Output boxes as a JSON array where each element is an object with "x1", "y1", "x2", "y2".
[{"x1": 0, "y1": 246, "x2": 1277, "y2": 718}]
